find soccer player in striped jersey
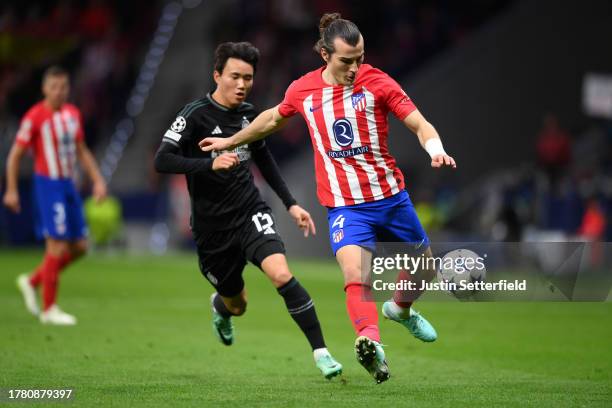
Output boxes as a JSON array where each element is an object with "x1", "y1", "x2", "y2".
[
  {"x1": 3, "y1": 66, "x2": 107, "y2": 325},
  {"x1": 200, "y1": 14, "x2": 456, "y2": 383}
]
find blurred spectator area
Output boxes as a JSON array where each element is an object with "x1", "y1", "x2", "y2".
[
  {"x1": 0, "y1": 0, "x2": 512, "y2": 177},
  {"x1": 444, "y1": 117, "x2": 612, "y2": 242},
  {"x1": 2, "y1": 0, "x2": 610, "y2": 251},
  {"x1": 210, "y1": 0, "x2": 512, "y2": 162},
  {"x1": 0, "y1": 0, "x2": 160, "y2": 156}
]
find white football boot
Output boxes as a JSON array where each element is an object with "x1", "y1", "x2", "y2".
[
  {"x1": 40, "y1": 305, "x2": 77, "y2": 326},
  {"x1": 16, "y1": 274, "x2": 40, "y2": 316}
]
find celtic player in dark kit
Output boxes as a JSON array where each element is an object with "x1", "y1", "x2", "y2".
[{"x1": 154, "y1": 42, "x2": 342, "y2": 379}]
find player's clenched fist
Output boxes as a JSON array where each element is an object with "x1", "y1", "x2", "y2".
[
  {"x1": 93, "y1": 180, "x2": 108, "y2": 203},
  {"x1": 2, "y1": 190, "x2": 20, "y2": 213},
  {"x1": 212, "y1": 152, "x2": 240, "y2": 171}
]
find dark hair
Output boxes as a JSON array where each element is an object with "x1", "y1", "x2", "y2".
[
  {"x1": 214, "y1": 42, "x2": 260, "y2": 74},
  {"x1": 313, "y1": 13, "x2": 361, "y2": 55},
  {"x1": 42, "y1": 65, "x2": 68, "y2": 84}
]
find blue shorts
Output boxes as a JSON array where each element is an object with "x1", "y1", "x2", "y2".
[
  {"x1": 33, "y1": 175, "x2": 88, "y2": 240},
  {"x1": 327, "y1": 191, "x2": 428, "y2": 255}
]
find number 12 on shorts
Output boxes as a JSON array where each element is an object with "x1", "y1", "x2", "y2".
[{"x1": 252, "y1": 212, "x2": 275, "y2": 234}]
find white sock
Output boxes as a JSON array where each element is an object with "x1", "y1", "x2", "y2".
[
  {"x1": 388, "y1": 301, "x2": 411, "y2": 319},
  {"x1": 313, "y1": 347, "x2": 330, "y2": 361}
]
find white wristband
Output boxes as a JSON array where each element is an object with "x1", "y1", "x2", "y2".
[{"x1": 424, "y1": 138, "x2": 447, "y2": 158}]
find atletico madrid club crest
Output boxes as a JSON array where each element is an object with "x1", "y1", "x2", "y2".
[
  {"x1": 332, "y1": 229, "x2": 344, "y2": 243},
  {"x1": 351, "y1": 92, "x2": 366, "y2": 112}
]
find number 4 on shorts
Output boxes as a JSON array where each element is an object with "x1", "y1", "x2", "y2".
[{"x1": 332, "y1": 214, "x2": 345, "y2": 229}]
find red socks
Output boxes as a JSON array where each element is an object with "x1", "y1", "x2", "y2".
[
  {"x1": 345, "y1": 282, "x2": 380, "y2": 342},
  {"x1": 42, "y1": 254, "x2": 63, "y2": 310},
  {"x1": 30, "y1": 252, "x2": 73, "y2": 287},
  {"x1": 29, "y1": 252, "x2": 74, "y2": 311}
]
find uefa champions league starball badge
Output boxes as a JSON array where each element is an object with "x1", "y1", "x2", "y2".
[{"x1": 171, "y1": 116, "x2": 186, "y2": 133}]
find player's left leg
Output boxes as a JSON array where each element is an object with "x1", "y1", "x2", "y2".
[
  {"x1": 377, "y1": 193, "x2": 437, "y2": 342},
  {"x1": 197, "y1": 233, "x2": 247, "y2": 346},
  {"x1": 67, "y1": 238, "x2": 88, "y2": 263},
  {"x1": 258, "y1": 252, "x2": 343, "y2": 379}
]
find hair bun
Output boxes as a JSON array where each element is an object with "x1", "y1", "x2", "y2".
[{"x1": 319, "y1": 12, "x2": 341, "y2": 34}]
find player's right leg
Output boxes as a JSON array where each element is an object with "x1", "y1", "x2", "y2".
[
  {"x1": 336, "y1": 245, "x2": 390, "y2": 384},
  {"x1": 210, "y1": 290, "x2": 247, "y2": 346},
  {"x1": 29, "y1": 238, "x2": 88, "y2": 288},
  {"x1": 16, "y1": 274, "x2": 39, "y2": 316},
  {"x1": 38, "y1": 238, "x2": 77, "y2": 325},
  {"x1": 196, "y1": 234, "x2": 247, "y2": 346},
  {"x1": 66, "y1": 239, "x2": 88, "y2": 264},
  {"x1": 32, "y1": 239, "x2": 86, "y2": 325},
  {"x1": 328, "y1": 207, "x2": 390, "y2": 383}
]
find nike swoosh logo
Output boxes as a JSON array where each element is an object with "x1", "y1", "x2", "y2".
[{"x1": 309, "y1": 104, "x2": 322, "y2": 112}]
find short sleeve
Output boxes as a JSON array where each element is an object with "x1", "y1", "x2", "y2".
[
  {"x1": 15, "y1": 114, "x2": 35, "y2": 148},
  {"x1": 162, "y1": 112, "x2": 196, "y2": 147},
  {"x1": 277, "y1": 81, "x2": 299, "y2": 118},
  {"x1": 382, "y1": 75, "x2": 417, "y2": 120}
]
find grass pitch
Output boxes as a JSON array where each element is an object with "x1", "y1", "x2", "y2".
[{"x1": 0, "y1": 249, "x2": 610, "y2": 407}]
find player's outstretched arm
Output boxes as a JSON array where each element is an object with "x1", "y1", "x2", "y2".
[
  {"x1": 154, "y1": 142, "x2": 239, "y2": 174},
  {"x1": 402, "y1": 109, "x2": 456, "y2": 169},
  {"x1": 199, "y1": 105, "x2": 288, "y2": 152},
  {"x1": 76, "y1": 140, "x2": 107, "y2": 202},
  {"x1": 2, "y1": 144, "x2": 26, "y2": 213}
]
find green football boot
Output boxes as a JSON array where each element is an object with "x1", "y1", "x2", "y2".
[
  {"x1": 382, "y1": 300, "x2": 437, "y2": 342},
  {"x1": 210, "y1": 293, "x2": 234, "y2": 346},
  {"x1": 315, "y1": 354, "x2": 343, "y2": 380}
]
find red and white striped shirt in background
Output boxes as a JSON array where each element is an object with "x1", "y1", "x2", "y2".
[
  {"x1": 278, "y1": 64, "x2": 417, "y2": 208},
  {"x1": 14, "y1": 102, "x2": 84, "y2": 180}
]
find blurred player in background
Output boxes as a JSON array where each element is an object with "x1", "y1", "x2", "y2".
[
  {"x1": 201, "y1": 13, "x2": 456, "y2": 383},
  {"x1": 3, "y1": 66, "x2": 107, "y2": 325},
  {"x1": 154, "y1": 42, "x2": 342, "y2": 380}
]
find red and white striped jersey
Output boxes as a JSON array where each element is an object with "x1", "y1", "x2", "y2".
[
  {"x1": 278, "y1": 64, "x2": 417, "y2": 208},
  {"x1": 14, "y1": 101, "x2": 84, "y2": 180}
]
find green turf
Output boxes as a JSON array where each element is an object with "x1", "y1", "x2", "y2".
[{"x1": 1, "y1": 249, "x2": 610, "y2": 407}]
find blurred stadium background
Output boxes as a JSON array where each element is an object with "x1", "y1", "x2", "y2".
[
  {"x1": 1, "y1": 1, "x2": 611, "y2": 406},
  {"x1": 1, "y1": 0, "x2": 611, "y2": 253}
]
